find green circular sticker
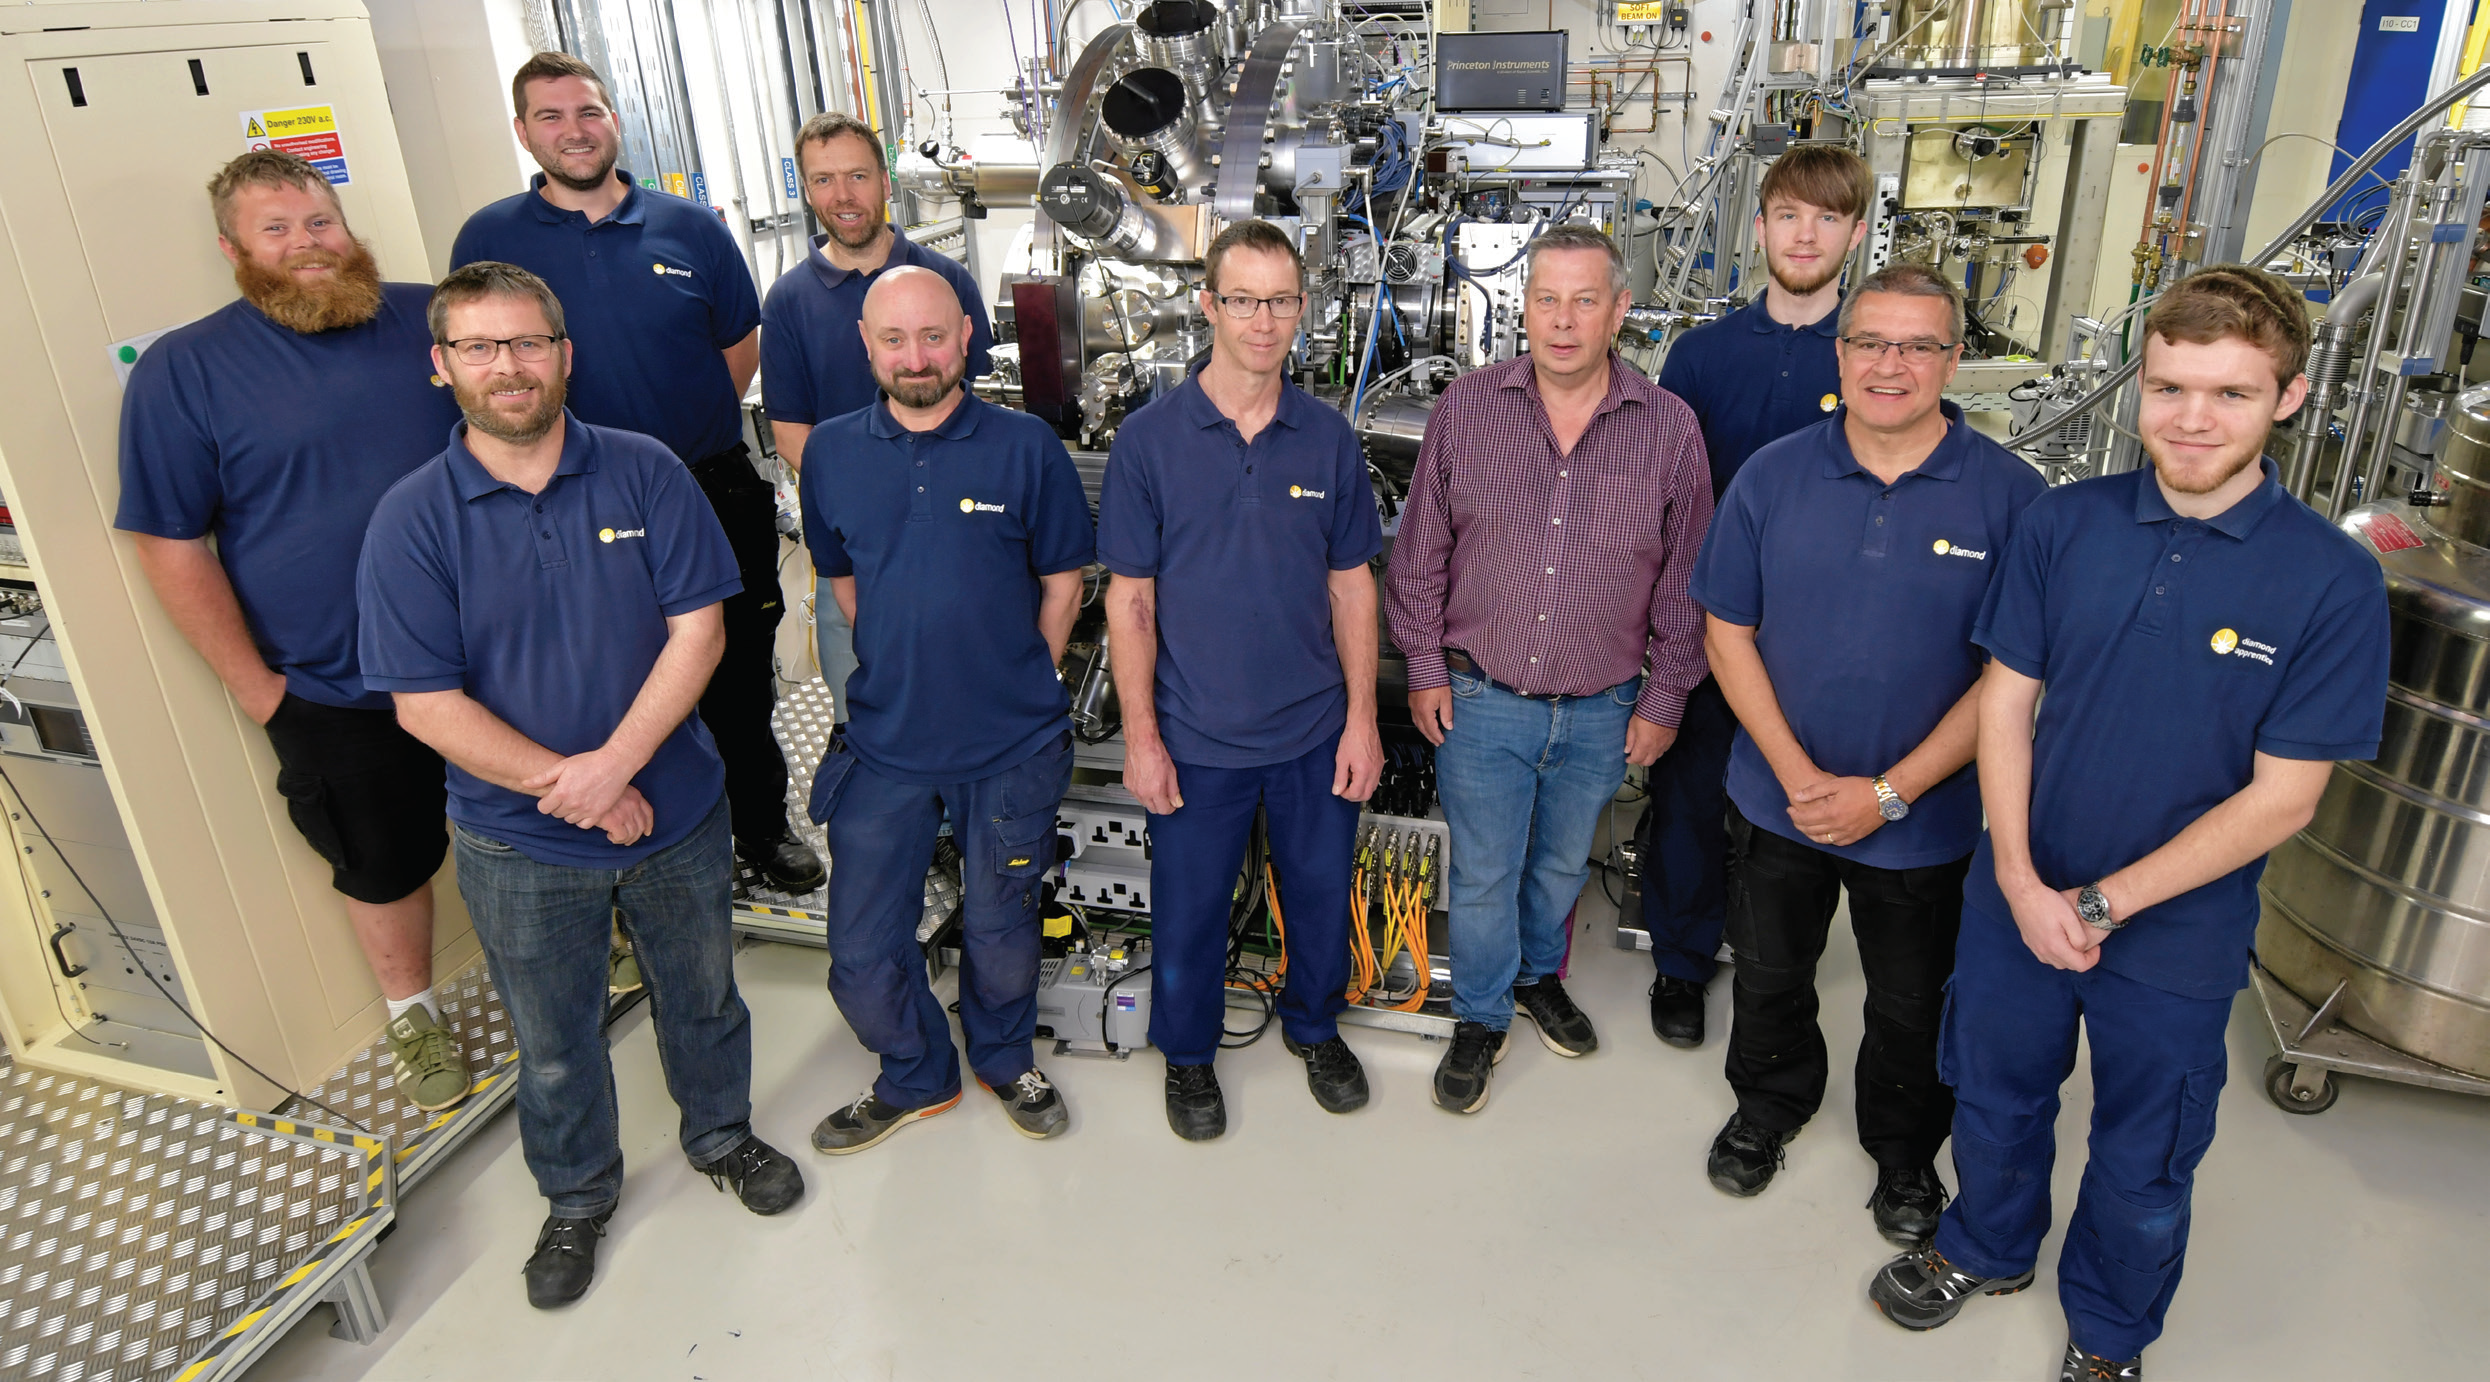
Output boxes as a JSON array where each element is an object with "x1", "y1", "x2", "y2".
[{"x1": 117, "y1": 345, "x2": 138, "y2": 363}]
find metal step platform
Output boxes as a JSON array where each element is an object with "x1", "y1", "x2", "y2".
[{"x1": 0, "y1": 1055, "x2": 392, "y2": 1382}]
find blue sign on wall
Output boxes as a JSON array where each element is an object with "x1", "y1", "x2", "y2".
[{"x1": 782, "y1": 156, "x2": 800, "y2": 200}]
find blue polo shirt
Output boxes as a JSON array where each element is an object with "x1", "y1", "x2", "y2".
[
  {"x1": 1658, "y1": 295, "x2": 1845, "y2": 498},
  {"x1": 356, "y1": 415, "x2": 743, "y2": 868},
  {"x1": 1965, "y1": 460, "x2": 2390, "y2": 998},
  {"x1": 1097, "y1": 374, "x2": 1384, "y2": 768},
  {"x1": 450, "y1": 173, "x2": 761, "y2": 462},
  {"x1": 115, "y1": 284, "x2": 461, "y2": 709},
  {"x1": 1692, "y1": 405, "x2": 2045, "y2": 868},
  {"x1": 801, "y1": 393, "x2": 1093, "y2": 784},
  {"x1": 760, "y1": 229, "x2": 993, "y2": 426}
]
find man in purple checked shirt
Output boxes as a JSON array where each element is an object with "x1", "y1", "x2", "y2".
[{"x1": 1384, "y1": 223, "x2": 1714, "y2": 1114}]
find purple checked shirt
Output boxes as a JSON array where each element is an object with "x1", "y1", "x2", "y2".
[{"x1": 1383, "y1": 353, "x2": 1713, "y2": 727}]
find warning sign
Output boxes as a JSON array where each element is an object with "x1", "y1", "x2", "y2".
[{"x1": 240, "y1": 105, "x2": 350, "y2": 185}]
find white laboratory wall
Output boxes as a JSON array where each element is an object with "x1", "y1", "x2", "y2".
[{"x1": 366, "y1": 0, "x2": 542, "y2": 277}]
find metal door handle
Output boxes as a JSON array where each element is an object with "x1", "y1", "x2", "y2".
[{"x1": 47, "y1": 921, "x2": 86, "y2": 978}]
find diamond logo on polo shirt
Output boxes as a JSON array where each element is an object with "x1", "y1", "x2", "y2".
[
  {"x1": 1289, "y1": 485, "x2": 1327, "y2": 499},
  {"x1": 1820, "y1": 393, "x2": 1838, "y2": 412},
  {"x1": 2210, "y1": 628, "x2": 2278, "y2": 665},
  {"x1": 653, "y1": 262, "x2": 693, "y2": 278},
  {"x1": 960, "y1": 498, "x2": 1006, "y2": 514},
  {"x1": 598, "y1": 527, "x2": 646, "y2": 543},
  {"x1": 1932, "y1": 539, "x2": 1987, "y2": 560}
]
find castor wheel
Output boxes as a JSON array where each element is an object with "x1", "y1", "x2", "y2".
[{"x1": 2264, "y1": 1053, "x2": 2339, "y2": 1114}]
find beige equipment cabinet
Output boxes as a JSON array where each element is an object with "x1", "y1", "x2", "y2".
[{"x1": 0, "y1": 0, "x2": 475, "y2": 1108}]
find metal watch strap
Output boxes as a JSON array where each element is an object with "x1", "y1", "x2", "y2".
[
  {"x1": 1872, "y1": 775, "x2": 1908, "y2": 821},
  {"x1": 2079, "y1": 883, "x2": 2124, "y2": 931}
]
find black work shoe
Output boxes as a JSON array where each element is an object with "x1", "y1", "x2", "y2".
[
  {"x1": 1867, "y1": 1163, "x2": 1949, "y2": 1249},
  {"x1": 738, "y1": 833, "x2": 826, "y2": 893},
  {"x1": 696, "y1": 1133, "x2": 804, "y2": 1215},
  {"x1": 1512, "y1": 976, "x2": 1599, "y2": 1057},
  {"x1": 983, "y1": 1068, "x2": 1069, "y2": 1140},
  {"x1": 1283, "y1": 1034, "x2": 1371, "y2": 1113},
  {"x1": 1707, "y1": 1110, "x2": 1794, "y2": 1196},
  {"x1": 1649, "y1": 975, "x2": 1707, "y2": 1048},
  {"x1": 2060, "y1": 1343, "x2": 2143, "y2": 1381},
  {"x1": 522, "y1": 1209, "x2": 611, "y2": 1309},
  {"x1": 1164, "y1": 1062, "x2": 1226, "y2": 1141},
  {"x1": 1430, "y1": 1020, "x2": 1510, "y2": 1114},
  {"x1": 1867, "y1": 1247, "x2": 2037, "y2": 1331},
  {"x1": 810, "y1": 1089, "x2": 960, "y2": 1155}
]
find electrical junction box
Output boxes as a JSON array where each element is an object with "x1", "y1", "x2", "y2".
[
  {"x1": 1434, "y1": 30, "x2": 1568, "y2": 112},
  {"x1": 1436, "y1": 111, "x2": 1597, "y2": 173}
]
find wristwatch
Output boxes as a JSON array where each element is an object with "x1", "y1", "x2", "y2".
[
  {"x1": 1871, "y1": 775, "x2": 1908, "y2": 822},
  {"x1": 2077, "y1": 883, "x2": 2124, "y2": 932}
]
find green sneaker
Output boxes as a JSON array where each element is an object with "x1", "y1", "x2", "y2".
[
  {"x1": 384, "y1": 1005, "x2": 473, "y2": 1112},
  {"x1": 609, "y1": 942, "x2": 644, "y2": 997}
]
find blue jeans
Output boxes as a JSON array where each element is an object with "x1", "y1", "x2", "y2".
[
  {"x1": 454, "y1": 793, "x2": 752, "y2": 1219},
  {"x1": 816, "y1": 575, "x2": 858, "y2": 724},
  {"x1": 1144, "y1": 738, "x2": 1359, "y2": 1064},
  {"x1": 1436, "y1": 668, "x2": 1641, "y2": 1029},
  {"x1": 816, "y1": 730, "x2": 1073, "y2": 1108},
  {"x1": 1933, "y1": 906, "x2": 2235, "y2": 1362}
]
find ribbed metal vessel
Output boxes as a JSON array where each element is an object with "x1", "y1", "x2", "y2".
[
  {"x1": 2262, "y1": 382, "x2": 2490, "y2": 1078},
  {"x1": 1890, "y1": 0, "x2": 2050, "y2": 68}
]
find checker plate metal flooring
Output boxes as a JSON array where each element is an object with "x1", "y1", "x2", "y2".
[
  {"x1": 284, "y1": 953, "x2": 520, "y2": 1197},
  {"x1": 0, "y1": 1056, "x2": 386, "y2": 1382},
  {"x1": 733, "y1": 678, "x2": 960, "y2": 945}
]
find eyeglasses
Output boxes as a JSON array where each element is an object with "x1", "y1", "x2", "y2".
[
  {"x1": 1839, "y1": 335, "x2": 1959, "y2": 363},
  {"x1": 1211, "y1": 293, "x2": 1306, "y2": 321},
  {"x1": 446, "y1": 334, "x2": 564, "y2": 366}
]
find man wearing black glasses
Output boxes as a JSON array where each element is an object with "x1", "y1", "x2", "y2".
[
  {"x1": 1098, "y1": 220, "x2": 1385, "y2": 1140},
  {"x1": 358, "y1": 263, "x2": 802, "y2": 1308},
  {"x1": 1689, "y1": 264, "x2": 2042, "y2": 1245}
]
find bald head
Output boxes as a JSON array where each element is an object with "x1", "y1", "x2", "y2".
[{"x1": 860, "y1": 265, "x2": 972, "y2": 413}]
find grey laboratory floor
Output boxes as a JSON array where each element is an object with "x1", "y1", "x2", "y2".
[{"x1": 249, "y1": 809, "x2": 2490, "y2": 1382}]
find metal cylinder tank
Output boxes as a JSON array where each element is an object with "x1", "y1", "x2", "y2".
[
  {"x1": 1890, "y1": 0, "x2": 2051, "y2": 69},
  {"x1": 2261, "y1": 381, "x2": 2490, "y2": 1079}
]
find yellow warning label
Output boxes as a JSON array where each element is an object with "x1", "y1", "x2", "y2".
[
  {"x1": 253, "y1": 105, "x2": 337, "y2": 138},
  {"x1": 1615, "y1": 2, "x2": 1673, "y2": 20},
  {"x1": 663, "y1": 172, "x2": 689, "y2": 197},
  {"x1": 245, "y1": 117, "x2": 266, "y2": 137}
]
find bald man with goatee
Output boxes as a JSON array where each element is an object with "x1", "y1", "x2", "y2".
[
  {"x1": 800, "y1": 267, "x2": 1095, "y2": 1154},
  {"x1": 116, "y1": 149, "x2": 470, "y2": 1116}
]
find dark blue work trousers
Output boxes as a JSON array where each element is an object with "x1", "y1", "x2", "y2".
[
  {"x1": 1144, "y1": 738, "x2": 1359, "y2": 1065},
  {"x1": 816, "y1": 731, "x2": 1073, "y2": 1109},
  {"x1": 1635, "y1": 676, "x2": 1735, "y2": 982},
  {"x1": 1933, "y1": 906, "x2": 2235, "y2": 1362}
]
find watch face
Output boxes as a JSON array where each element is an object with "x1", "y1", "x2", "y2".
[{"x1": 1879, "y1": 799, "x2": 1907, "y2": 821}]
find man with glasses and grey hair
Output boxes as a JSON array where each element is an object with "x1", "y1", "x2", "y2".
[
  {"x1": 1688, "y1": 262, "x2": 2042, "y2": 1246},
  {"x1": 1384, "y1": 222, "x2": 1713, "y2": 1114},
  {"x1": 358, "y1": 262, "x2": 802, "y2": 1311},
  {"x1": 1100, "y1": 219, "x2": 1385, "y2": 1141}
]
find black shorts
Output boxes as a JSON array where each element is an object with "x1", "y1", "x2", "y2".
[{"x1": 262, "y1": 693, "x2": 448, "y2": 905}]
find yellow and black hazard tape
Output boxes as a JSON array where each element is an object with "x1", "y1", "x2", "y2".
[
  {"x1": 734, "y1": 900, "x2": 825, "y2": 921},
  {"x1": 171, "y1": 1209, "x2": 387, "y2": 1382}
]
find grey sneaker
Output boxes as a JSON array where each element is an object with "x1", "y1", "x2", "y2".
[
  {"x1": 1867, "y1": 1247, "x2": 2037, "y2": 1331},
  {"x1": 810, "y1": 1089, "x2": 960, "y2": 1155},
  {"x1": 2061, "y1": 1344, "x2": 2142, "y2": 1381},
  {"x1": 984, "y1": 1068, "x2": 1069, "y2": 1140},
  {"x1": 383, "y1": 1005, "x2": 472, "y2": 1112}
]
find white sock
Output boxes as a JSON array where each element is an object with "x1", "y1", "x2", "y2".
[{"x1": 385, "y1": 988, "x2": 437, "y2": 1024}]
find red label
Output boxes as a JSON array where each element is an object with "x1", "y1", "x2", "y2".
[{"x1": 2364, "y1": 513, "x2": 2426, "y2": 553}]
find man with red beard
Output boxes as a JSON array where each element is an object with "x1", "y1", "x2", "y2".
[
  {"x1": 357, "y1": 262, "x2": 802, "y2": 1308},
  {"x1": 1866, "y1": 266, "x2": 2389, "y2": 1381},
  {"x1": 1639, "y1": 146, "x2": 1876, "y2": 1050},
  {"x1": 116, "y1": 150, "x2": 469, "y2": 1115}
]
